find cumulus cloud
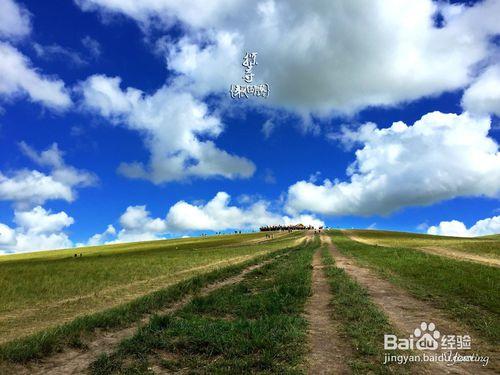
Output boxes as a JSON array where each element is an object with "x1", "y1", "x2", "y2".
[
  {"x1": 80, "y1": 74, "x2": 255, "y2": 183},
  {"x1": 14, "y1": 205, "x2": 74, "y2": 234},
  {"x1": 0, "y1": 1, "x2": 71, "y2": 109},
  {"x1": 2, "y1": 191, "x2": 323, "y2": 252},
  {"x1": 166, "y1": 192, "x2": 323, "y2": 232},
  {"x1": 286, "y1": 112, "x2": 500, "y2": 216},
  {"x1": 78, "y1": 0, "x2": 500, "y2": 115},
  {"x1": 84, "y1": 205, "x2": 168, "y2": 245},
  {"x1": 0, "y1": 143, "x2": 96, "y2": 207},
  {"x1": 0, "y1": 42, "x2": 72, "y2": 109},
  {"x1": 427, "y1": 216, "x2": 500, "y2": 237},
  {"x1": 120, "y1": 205, "x2": 160, "y2": 231},
  {"x1": 0, "y1": 171, "x2": 76, "y2": 207},
  {"x1": 83, "y1": 224, "x2": 116, "y2": 246},
  {"x1": 86, "y1": 192, "x2": 324, "y2": 245},
  {"x1": 0, "y1": 223, "x2": 16, "y2": 246},
  {"x1": 0, "y1": 206, "x2": 74, "y2": 253},
  {"x1": 462, "y1": 64, "x2": 500, "y2": 117},
  {"x1": 0, "y1": 0, "x2": 31, "y2": 40}
]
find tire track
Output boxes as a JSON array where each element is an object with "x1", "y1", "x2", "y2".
[
  {"x1": 6, "y1": 253, "x2": 289, "y2": 375},
  {"x1": 342, "y1": 231, "x2": 499, "y2": 268},
  {"x1": 305, "y1": 248, "x2": 352, "y2": 374},
  {"x1": 321, "y1": 235, "x2": 498, "y2": 374}
]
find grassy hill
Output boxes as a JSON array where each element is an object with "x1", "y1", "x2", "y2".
[
  {"x1": 343, "y1": 228, "x2": 500, "y2": 259},
  {"x1": 0, "y1": 232, "x2": 301, "y2": 344},
  {"x1": 0, "y1": 229, "x2": 498, "y2": 374}
]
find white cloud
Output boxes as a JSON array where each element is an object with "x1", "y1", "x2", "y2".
[
  {"x1": 33, "y1": 38, "x2": 102, "y2": 66},
  {"x1": 462, "y1": 64, "x2": 500, "y2": 117},
  {"x1": 12, "y1": 232, "x2": 73, "y2": 253},
  {"x1": 120, "y1": 205, "x2": 167, "y2": 233},
  {"x1": 14, "y1": 205, "x2": 74, "y2": 234},
  {"x1": 80, "y1": 74, "x2": 255, "y2": 183},
  {"x1": 263, "y1": 168, "x2": 276, "y2": 184},
  {"x1": 3, "y1": 190, "x2": 323, "y2": 251},
  {"x1": 0, "y1": 223, "x2": 16, "y2": 245},
  {"x1": 81, "y1": 36, "x2": 101, "y2": 58},
  {"x1": 0, "y1": 170, "x2": 75, "y2": 207},
  {"x1": 0, "y1": 143, "x2": 96, "y2": 207},
  {"x1": 0, "y1": 42, "x2": 72, "y2": 109},
  {"x1": 286, "y1": 112, "x2": 500, "y2": 216},
  {"x1": 78, "y1": 0, "x2": 500, "y2": 115},
  {"x1": 428, "y1": 216, "x2": 500, "y2": 237},
  {"x1": 0, "y1": 206, "x2": 74, "y2": 254},
  {"x1": 0, "y1": 0, "x2": 31, "y2": 40},
  {"x1": 167, "y1": 192, "x2": 264, "y2": 231},
  {"x1": 33, "y1": 43, "x2": 87, "y2": 66},
  {"x1": 83, "y1": 224, "x2": 116, "y2": 246},
  {"x1": 75, "y1": 0, "x2": 246, "y2": 30},
  {"x1": 86, "y1": 192, "x2": 324, "y2": 245},
  {"x1": 19, "y1": 142, "x2": 96, "y2": 188},
  {"x1": 99, "y1": 205, "x2": 168, "y2": 244},
  {"x1": 262, "y1": 119, "x2": 276, "y2": 139},
  {"x1": 165, "y1": 31, "x2": 242, "y2": 96},
  {"x1": 166, "y1": 192, "x2": 324, "y2": 231},
  {"x1": 19, "y1": 141, "x2": 66, "y2": 169}
]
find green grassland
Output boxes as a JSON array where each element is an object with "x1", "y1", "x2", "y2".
[
  {"x1": 0, "y1": 243, "x2": 297, "y2": 366},
  {"x1": 90, "y1": 238, "x2": 318, "y2": 374},
  {"x1": 0, "y1": 232, "x2": 271, "y2": 263},
  {"x1": 0, "y1": 232, "x2": 301, "y2": 345},
  {"x1": 343, "y1": 229, "x2": 500, "y2": 258},
  {"x1": 0, "y1": 229, "x2": 498, "y2": 374},
  {"x1": 329, "y1": 230, "x2": 500, "y2": 344}
]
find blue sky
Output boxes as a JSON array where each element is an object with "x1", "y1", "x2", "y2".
[{"x1": 0, "y1": 0, "x2": 499, "y2": 252}]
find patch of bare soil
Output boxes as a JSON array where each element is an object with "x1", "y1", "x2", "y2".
[
  {"x1": 321, "y1": 236, "x2": 498, "y2": 375},
  {"x1": 304, "y1": 249, "x2": 352, "y2": 374},
  {"x1": 219, "y1": 231, "x2": 291, "y2": 248},
  {"x1": 293, "y1": 235, "x2": 308, "y2": 246},
  {"x1": 341, "y1": 232, "x2": 377, "y2": 247},
  {"x1": 6, "y1": 256, "x2": 282, "y2": 375},
  {"x1": 418, "y1": 247, "x2": 500, "y2": 268}
]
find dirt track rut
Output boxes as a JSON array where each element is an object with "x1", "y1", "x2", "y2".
[
  {"x1": 343, "y1": 231, "x2": 499, "y2": 268},
  {"x1": 8, "y1": 254, "x2": 285, "y2": 375},
  {"x1": 305, "y1": 248, "x2": 352, "y2": 374},
  {"x1": 321, "y1": 235, "x2": 498, "y2": 375}
]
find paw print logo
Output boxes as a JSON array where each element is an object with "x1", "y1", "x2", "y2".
[{"x1": 414, "y1": 322, "x2": 440, "y2": 350}]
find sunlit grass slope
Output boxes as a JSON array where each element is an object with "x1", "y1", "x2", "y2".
[
  {"x1": 90, "y1": 237, "x2": 318, "y2": 373},
  {"x1": 0, "y1": 232, "x2": 264, "y2": 263},
  {"x1": 343, "y1": 229, "x2": 500, "y2": 258},
  {"x1": 0, "y1": 231, "x2": 302, "y2": 344},
  {"x1": 330, "y1": 230, "x2": 499, "y2": 344}
]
